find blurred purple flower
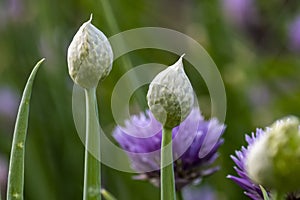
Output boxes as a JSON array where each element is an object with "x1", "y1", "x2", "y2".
[
  {"x1": 182, "y1": 185, "x2": 217, "y2": 200},
  {"x1": 227, "y1": 129, "x2": 269, "y2": 200},
  {"x1": 0, "y1": 87, "x2": 19, "y2": 120},
  {"x1": 288, "y1": 16, "x2": 300, "y2": 52},
  {"x1": 221, "y1": 0, "x2": 257, "y2": 27},
  {"x1": 8, "y1": 0, "x2": 23, "y2": 20},
  {"x1": 0, "y1": 155, "x2": 8, "y2": 198},
  {"x1": 113, "y1": 108, "x2": 225, "y2": 190},
  {"x1": 0, "y1": 0, "x2": 24, "y2": 28}
]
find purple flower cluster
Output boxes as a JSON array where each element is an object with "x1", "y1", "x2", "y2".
[
  {"x1": 221, "y1": 0, "x2": 257, "y2": 27},
  {"x1": 0, "y1": 87, "x2": 19, "y2": 120},
  {"x1": 0, "y1": 155, "x2": 7, "y2": 198},
  {"x1": 182, "y1": 185, "x2": 217, "y2": 200},
  {"x1": 227, "y1": 129, "x2": 267, "y2": 200},
  {"x1": 288, "y1": 15, "x2": 300, "y2": 52},
  {"x1": 113, "y1": 108, "x2": 225, "y2": 190}
]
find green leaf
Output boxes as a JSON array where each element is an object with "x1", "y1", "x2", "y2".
[
  {"x1": 260, "y1": 185, "x2": 270, "y2": 200},
  {"x1": 101, "y1": 189, "x2": 117, "y2": 200},
  {"x1": 6, "y1": 58, "x2": 45, "y2": 200}
]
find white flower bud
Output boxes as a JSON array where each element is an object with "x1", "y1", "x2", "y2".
[
  {"x1": 67, "y1": 14, "x2": 113, "y2": 88},
  {"x1": 147, "y1": 55, "x2": 194, "y2": 129},
  {"x1": 246, "y1": 116, "x2": 300, "y2": 192}
]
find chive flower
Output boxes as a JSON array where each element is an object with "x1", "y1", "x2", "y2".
[
  {"x1": 113, "y1": 108, "x2": 225, "y2": 190},
  {"x1": 183, "y1": 185, "x2": 217, "y2": 200},
  {"x1": 147, "y1": 55, "x2": 194, "y2": 129},
  {"x1": 228, "y1": 117, "x2": 300, "y2": 199},
  {"x1": 0, "y1": 87, "x2": 19, "y2": 120},
  {"x1": 246, "y1": 116, "x2": 300, "y2": 193},
  {"x1": 227, "y1": 129, "x2": 268, "y2": 200},
  {"x1": 0, "y1": 155, "x2": 7, "y2": 198},
  {"x1": 221, "y1": 0, "x2": 257, "y2": 27},
  {"x1": 67, "y1": 14, "x2": 113, "y2": 89},
  {"x1": 288, "y1": 16, "x2": 300, "y2": 52}
]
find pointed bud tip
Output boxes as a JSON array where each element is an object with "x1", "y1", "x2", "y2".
[
  {"x1": 171, "y1": 54, "x2": 185, "y2": 70},
  {"x1": 88, "y1": 14, "x2": 93, "y2": 23}
]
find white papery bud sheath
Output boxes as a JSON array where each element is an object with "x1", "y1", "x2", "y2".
[
  {"x1": 147, "y1": 55, "x2": 194, "y2": 129},
  {"x1": 246, "y1": 116, "x2": 300, "y2": 192},
  {"x1": 67, "y1": 14, "x2": 113, "y2": 89}
]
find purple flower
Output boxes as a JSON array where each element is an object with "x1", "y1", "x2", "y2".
[
  {"x1": 182, "y1": 185, "x2": 217, "y2": 200},
  {"x1": 113, "y1": 108, "x2": 225, "y2": 190},
  {"x1": 0, "y1": 155, "x2": 8, "y2": 198},
  {"x1": 288, "y1": 16, "x2": 300, "y2": 52},
  {"x1": 221, "y1": 0, "x2": 257, "y2": 27},
  {"x1": 0, "y1": 87, "x2": 19, "y2": 120},
  {"x1": 228, "y1": 125, "x2": 300, "y2": 200},
  {"x1": 227, "y1": 129, "x2": 268, "y2": 200}
]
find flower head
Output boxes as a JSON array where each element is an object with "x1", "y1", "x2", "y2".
[
  {"x1": 228, "y1": 117, "x2": 300, "y2": 199},
  {"x1": 0, "y1": 87, "x2": 19, "y2": 120},
  {"x1": 0, "y1": 155, "x2": 7, "y2": 198},
  {"x1": 227, "y1": 129, "x2": 267, "y2": 200},
  {"x1": 113, "y1": 108, "x2": 225, "y2": 190},
  {"x1": 288, "y1": 15, "x2": 300, "y2": 52},
  {"x1": 147, "y1": 55, "x2": 194, "y2": 129},
  {"x1": 67, "y1": 14, "x2": 113, "y2": 88},
  {"x1": 182, "y1": 185, "x2": 217, "y2": 200},
  {"x1": 221, "y1": 0, "x2": 257, "y2": 27},
  {"x1": 247, "y1": 116, "x2": 300, "y2": 193}
]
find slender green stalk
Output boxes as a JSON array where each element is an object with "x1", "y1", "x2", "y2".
[
  {"x1": 100, "y1": 189, "x2": 117, "y2": 200},
  {"x1": 99, "y1": 0, "x2": 147, "y2": 109},
  {"x1": 176, "y1": 191, "x2": 183, "y2": 200},
  {"x1": 83, "y1": 88, "x2": 101, "y2": 200},
  {"x1": 7, "y1": 58, "x2": 45, "y2": 200},
  {"x1": 161, "y1": 127, "x2": 176, "y2": 200},
  {"x1": 98, "y1": 0, "x2": 119, "y2": 35}
]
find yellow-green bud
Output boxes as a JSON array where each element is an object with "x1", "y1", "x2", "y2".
[
  {"x1": 147, "y1": 55, "x2": 194, "y2": 129},
  {"x1": 67, "y1": 14, "x2": 113, "y2": 88},
  {"x1": 246, "y1": 116, "x2": 300, "y2": 192}
]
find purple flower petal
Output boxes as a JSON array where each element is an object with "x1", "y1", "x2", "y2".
[{"x1": 113, "y1": 108, "x2": 225, "y2": 190}]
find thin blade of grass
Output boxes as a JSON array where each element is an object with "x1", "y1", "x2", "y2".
[
  {"x1": 259, "y1": 185, "x2": 270, "y2": 200},
  {"x1": 100, "y1": 189, "x2": 117, "y2": 200},
  {"x1": 7, "y1": 58, "x2": 45, "y2": 200}
]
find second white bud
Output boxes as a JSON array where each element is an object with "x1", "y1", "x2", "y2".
[{"x1": 147, "y1": 55, "x2": 194, "y2": 129}]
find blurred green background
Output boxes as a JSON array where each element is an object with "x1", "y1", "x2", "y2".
[{"x1": 1, "y1": 0, "x2": 300, "y2": 199}]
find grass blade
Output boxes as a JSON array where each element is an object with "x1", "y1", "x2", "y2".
[
  {"x1": 100, "y1": 189, "x2": 117, "y2": 200},
  {"x1": 259, "y1": 185, "x2": 270, "y2": 200},
  {"x1": 7, "y1": 58, "x2": 45, "y2": 200}
]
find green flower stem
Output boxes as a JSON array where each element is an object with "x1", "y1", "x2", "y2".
[
  {"x1": 100, "y1": 189, "x2": 117, "y2": 200},
  {"x1": 7, "y1": 58, "x2": 45, "y2": 200},
  {"x1": 161, "y1": 127, "x2": 176, "y2": 200},
  {"x1": 176, "y1": 191, "x2": 183, "y2": 200},
  {"x1": 83, "y1": 88, "x2": 101, "y2": 200},
  {"x1": 99, "y1": 0, "x2": 147, "y2": 109}
]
